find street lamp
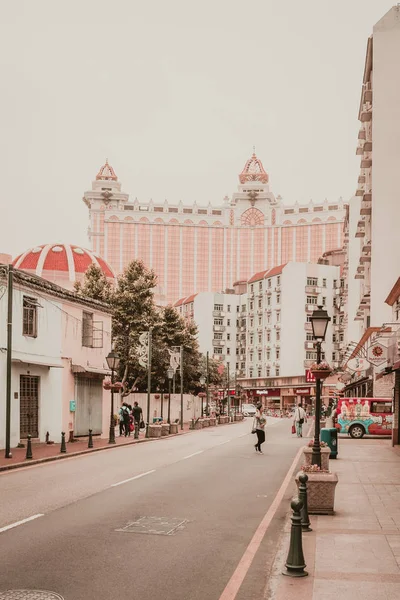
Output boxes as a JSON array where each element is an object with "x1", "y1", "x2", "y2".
[
  {"x1": 167, "y1": 366, "x2": 174, "y2": 424},
  {"x1": 106, "y1": 349, "x2": 120, "y2": 444},
  {"x1": 160, "y1": 378, "x2": 166, "y2": 421},
  {"x1": 200, "y1": 375, "x2": 206, "y2": 417},
  {"x1": 310, "y1": 306, "x2": 330, "y2": 467}
]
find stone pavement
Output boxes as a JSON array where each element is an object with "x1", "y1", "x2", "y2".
[{"x1": 268, "y1": 437, "x2": 400, "y2": 600}]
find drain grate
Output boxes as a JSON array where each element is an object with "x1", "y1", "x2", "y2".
[
  {"x1": 116, "y1": 516, "x2": 187, "y2": 536},
  {"x1": 0, "y1": 592, "x2": 64, "y2": 600}
]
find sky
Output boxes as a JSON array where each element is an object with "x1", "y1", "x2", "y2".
[{"x1": 0, "y1": 0, "x2": 392, "y2": 258}]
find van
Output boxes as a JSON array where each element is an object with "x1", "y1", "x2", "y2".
[{"x1": 336, "y1": 397, "x2": 393, "y2": 439}]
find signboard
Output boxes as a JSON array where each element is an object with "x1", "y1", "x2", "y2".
[
  {"x1": 305, "y1": 370, "x2": 316, "y2": 383},
  {"x1": 295, "y1": 388, "x2": 311, "y2": 395},
  {"x1": 256, "y1": 389, "x2": 281, "y2": 396},
  {"x1": 347, "y1": 357, "x2": 368, "y2": 372},
  {"x1": 366, "y1": 342, "x2": 388, "y2": 367},
  {"x1": 69, "y1": 400, "x2": 76, "y2": 412}
]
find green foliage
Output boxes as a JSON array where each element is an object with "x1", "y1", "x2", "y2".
[{"x1": 74, "y1": 264, "x2": 112, "y2": 303}]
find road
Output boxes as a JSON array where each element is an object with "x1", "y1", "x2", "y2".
[{"x1": 0, "y1": 418, "x2": 305, "y2": 600}]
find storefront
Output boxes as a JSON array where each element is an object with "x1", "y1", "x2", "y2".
[{"x1": 254, "y1": 389, "x2": 281, "y2": 409}]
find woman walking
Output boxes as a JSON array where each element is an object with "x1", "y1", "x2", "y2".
[{"x1": 254, "y1": 402, "x2": 266, "y2": 453}]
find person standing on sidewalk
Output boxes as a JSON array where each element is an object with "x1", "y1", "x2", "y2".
[
  {"x1": 132, "y1": 401, "x2": 143, "y2": 439},
  {"x1": 293, "y1": 402, "x2": 307, "y2": 437},
  {"x1": 254, "y1": 402, "x2": 266, "y2": 453}
]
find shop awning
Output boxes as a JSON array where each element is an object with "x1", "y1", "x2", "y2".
[
  {"x1": 12, "y1": 351, "x2": 63, "y2": 368},
  {"x1": 71, "y1": 364, "x2": 110, "y2": 376}
]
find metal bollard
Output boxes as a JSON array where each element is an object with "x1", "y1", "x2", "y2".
[
  {"x1": 45, "y1": 431, "x2": 49, "y2": 444},
  {"x1": 88, "y1": 429, "x2": 93, "y2": 449},
  {"x1": 26, "y1": 434, "x2": 33, "y2": 460},
  {"x1": 282, "y1": 497, "x2": 308, "y2": 577},
  {"x1": 299, "y1": 472, "x2": 312, "y2": 532},
  {"x1": 60, "y1": 432, "x2": 67, "y2": 453}
]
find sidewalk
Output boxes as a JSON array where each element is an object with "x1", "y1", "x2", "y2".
[
  {"x1": 268, "y1": 437, "x2": 400, "y2": 600},
  {"x1": 0, "y1": 422, "x2": 194, "y2": 472}
]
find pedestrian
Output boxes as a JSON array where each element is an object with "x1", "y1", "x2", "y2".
[
  {"x1": 119, "y1": 403, "x2": 126, "y2": 436},
  {"x1": 253, "y1": 402, "x2": 266, "y2": 453},
  {"x1": 132, "y1": 401, "x2": 143, "y2": 439},
  {"x1": 122, "y1": 402, "x2": 131, "y2": 437},
  {"x1": 293, "y1": 402, "x2": 307, "y2": 437}
]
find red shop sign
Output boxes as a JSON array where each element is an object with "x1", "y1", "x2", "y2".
[
  {"x1": 305, "y1": 370, "x2": 316, "y2": 383},
  {"x1": 295, "y1": 388, "x2": 311, "y2": 395}
]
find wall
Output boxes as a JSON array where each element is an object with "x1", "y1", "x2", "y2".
[
  {"x1": 281, "y1": 263, "x2": 306, "y2": 376},
  {"x1": 116, "y1": 393, "x2": 202, "y2": 424},
  {"x1": 371, "y1": 7, "x2": 400, "y2": 326},
  {"x1": 347, "y1": 196, "x2": 363, "y2": 342}
]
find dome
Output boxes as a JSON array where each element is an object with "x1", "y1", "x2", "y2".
[
  {"x1": 13, "y1": 244, "x2": 115, "y2": 291},
  {"x1": 239, "y1": 152, "x2": 269, "y2": 184}
]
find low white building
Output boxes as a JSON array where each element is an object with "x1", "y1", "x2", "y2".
[{"x1": 0, "y1": 267, "x2": 112, "y2": 449}]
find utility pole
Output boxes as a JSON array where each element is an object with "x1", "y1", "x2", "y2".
[
  {"x1": 227, "y1": 362, "x2": 230, "y2": 418},
  {"x1": 5, "y1": 265, "x2": 13, "y2": 459},
  {"x1": 206, "y1": 351, "x2": 209, "y2": 416},
  {"x1": 180, "y1": 346, "x2": 184, "y2": 430},
  {"x1": 146, "y1": 328, "x2": 152, "y2": 438}
]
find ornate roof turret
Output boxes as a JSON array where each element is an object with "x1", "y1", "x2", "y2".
[
  {"x1": 96, "y1": 159, "x2": 118, "y2": 181},
  {"x1": 239, "y1": 152, "x2": 269, "y2": 184}
]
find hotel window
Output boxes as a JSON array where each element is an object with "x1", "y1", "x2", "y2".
[
  {"x1": 258, "y1": 299, "x2": 262, "y2": 308},
  {"x1": 266, "y1": 368, "x2": 270, "y2": 377},
  {"x1": 276, "y1": 331, "x2": 280, "y2": 341},
  {"x1": 227, "y1": 305, "x2": 231, "y2": 312},
  {"x1": 276, "y1": 368, "x2": 280, "y2": 376},
  {"x1": 227, "y1": 319, "x2": 231, "y2": 326},
  {"x1": 227, "y1": 333, "x2": 231, "y2": 341},
  {"x1": 307, "y1": 296, "x2": 318, "y2": 304},
  {"x1": 258, "y1": 334, "x2": 262, "y2": 343},
  {"x1": 267, "y1": 351, "x2": 270, "y2": 360},
  {"x1": 276, "y1": 349, "x2": 280, "y2": 359},
  {"x1": 277, "y1": 294, "x2": 280, "y2": 304},
  {"x1": 258, "y1": 351, "x2": 262, "y2": 361},
  {"x1": 23, "y1": 296, "x2": 39, "y2": 338},
  {"x1": 276, "y1": 312, "x2": 280, "y2": 322},
  {"x1": 322, "y1": 278, "x2": 327, "y2": 287},
  {"x1": 258, "y1": 369, "x2": 262, "y2": 377},
  {"x1": 322, "y1": 297, "x2": 326, "y2": 306},
  {"x1": 227, "y1": 348, "x2": 230, "y2": 355}
]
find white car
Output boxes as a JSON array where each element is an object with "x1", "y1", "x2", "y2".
[{"x1": 242, "y1": 403, "x2": 257, "y2": 417}]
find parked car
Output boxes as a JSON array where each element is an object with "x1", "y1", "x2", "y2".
[
  {"x1": 241, "y1": 403, "x2": 257, "y2": 417},
  {"x1": 336, "y1": 397, "x2": 393, "y2": 439}
]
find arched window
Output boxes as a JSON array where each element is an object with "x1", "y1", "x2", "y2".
[{"x1": 240, "y1": 208, "x2": 264, "y2": 226}]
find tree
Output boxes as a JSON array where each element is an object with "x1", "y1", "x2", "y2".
[{"x1": 74, "y1": 264, "x2": 112, "y2": 303}]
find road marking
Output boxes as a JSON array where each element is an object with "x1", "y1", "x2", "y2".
[
  {"x1": 110, "y1": 470, "x2": 156, "y2": 487},
  {"x1": 217, "y1": 439, "x2": 231, "y2": 446},
  {"x1": 238, "y1": 433, "x2": 248, "y2": 438},
  {"x1": 181, "y1": 451, "x2": 204, "y2": 460},
  {"x1": 0, "y1": 513, "x2": 44, "y2": 534},
  {"x1": 218, "y1": 445, "x2": 304, "y2": 600}
]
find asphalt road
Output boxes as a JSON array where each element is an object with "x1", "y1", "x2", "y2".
[{"x1": 0, "y1": 418, "x2": 305, "y2": 600}]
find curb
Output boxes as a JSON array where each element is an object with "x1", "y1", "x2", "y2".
[{"x1": 0, "y1": 420, "x2": 239, "y2": 473}]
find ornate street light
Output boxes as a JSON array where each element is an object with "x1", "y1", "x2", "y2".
[
  {"x1": 167, "y1": 366, "x2": 174, "y2": 424},
  {"x1": 309, "y1": 306, "x2": 330, "y2": 467},
  {"x1": 106, "y1": 349, "x2": 120, "y2": 444},
  {"x1": 200, "y1": 375, "x2": 206, "y2": 417}
]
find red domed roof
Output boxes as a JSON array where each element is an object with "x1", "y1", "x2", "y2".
[{"x1": 13, "y1": 244, "x2": 115, "y2": 288}]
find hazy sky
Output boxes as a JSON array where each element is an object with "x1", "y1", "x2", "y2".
[{"x1": 0, "y1": 0, "x2": 392, "y2": 258}]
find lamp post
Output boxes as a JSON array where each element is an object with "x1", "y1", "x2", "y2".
[
  {"x1": 310, "y1": 306, "x2": 330, "y2": 468},
  {"x1": 206, "y1": 350, "x2": 210, "y2": 416},
  {"x1": 167, "y1": 366, "x2": 174, "y2": 424},
  {"x1": 200, "y1": 375, "x2": 206, "y2": 417},
  {"x1": 160, "y1": 378, "x2": 165, "y2": 421},
  {"x1": 106, "y1": 349, "x2": 120, "y2": 444}
]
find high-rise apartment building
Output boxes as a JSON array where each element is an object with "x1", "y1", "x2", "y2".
[{"x1": 84, "y1": 155, "x2": 346, "y2": 305}]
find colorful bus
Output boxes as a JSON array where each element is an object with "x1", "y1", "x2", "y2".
[{"x1": 336, "y1": 397, "x2": 393, "y2": 439}]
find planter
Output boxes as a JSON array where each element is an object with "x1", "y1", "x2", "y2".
[
  {"x1": 219, "y1": 415, "x2": 229, "y2": 424},
  {"x1": 303, "y1": 446, "x2": 330, "y2": 471},
  {"x1": 296, "y1": 470, "x2": 339, "y2": 515},
  {"x1": 169, "y1": 423, "x2": 178, "y2": 434},
  {"x1": 194, "y1": 419, "x2": 203, "y2": 430},
  {"x1": 148, "y1": 424, "x2": 162, "y2": 438},
  {"x1": 202, "y1": 418, "x2": 210, "y2": 427},
  {"x1": 209, "y1": 417, "x2": 216, "y2": 426},
  {"x1": 161, "y1": 423, "x2": 170, "y2": 436}
]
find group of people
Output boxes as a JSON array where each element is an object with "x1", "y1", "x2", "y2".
[
  {"x1": 119, "y1": 401, "x2": 143, "y2": 439},
  {"x1": 252, "y1": 401, "x2": 309, "y2": 453}
]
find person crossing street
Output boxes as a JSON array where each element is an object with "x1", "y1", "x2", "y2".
[{"x1": 293, "y1": 402, "x2": 307, "y2": 437}]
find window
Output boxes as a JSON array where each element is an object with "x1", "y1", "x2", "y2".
[
  {"x1": 259, "y1": 282, "x2": 262, "y2": 291},
  {"x1": 322, "y1": 297, "x2": 326, "y2": 306},
  {"x1": 258, "y1": 351, "x2": 262, "y2": 361},
  {"x1": 267, "y1": 332, "x2": 271, "y2": 342},
  {"x1": 23, "y1": 296, "x2": 38, "y2": 337},
  {"x1": 267, "y1": 351, "x2": 270, "y2": 360},
  {"x1": 227, "y1": 319, "x2": 231, "y2": 327},
  {"x1": 266, "y1": 368, "x2": 270, "y2": 377},
  {"x1": 251, "y1": 284, "x2": 254, "y2": 292},
  {"x1": 268, "y1": 279, "x2": 271, "y2": 288},
  {"x1": 306, "y1": 333, "x2": 314, "y2": 341},
  {"x1": 332, "y1": 352, "x2": 336, "y2": 361},
  {"x1": 332, "y1": 315, "x2": 337, "y2": 324},
  {"x1": 227, "y1": 305, "x2": 231, "y2": 312},
  {"x1": 227, "y1": 347, "x2": 230, "y2": 355},
  {"x1": 276, "y1": 368, "x2": 280, "y2": 376},
  {"x1": 250, "y1": 318, "x2": 254, "y2": 327},
  {"x1": 258, "y1": 333, "x2": 262, "y2": 343},
  {"x1": 249, "y1": 369, "x2": 253, "y2": 378},
  {"x1": 241, "y1": 362, "x2": 245, "y2": 369},
  {"x1": 276, "y1": 331, "x2": 280, "y2": 341},
  {"x1": 258, "y1": 299, "x2": 262, "y2": 308},
  {"x1": 276, "y1": 312, "x2": 281, "y2": 322},
  {"x1": 227, "y1": 333, "x2": 231, "y2": 341},
  {"x1": 332, "y1": 334, "x2": 336, "y2": 342},
  {"x1": 339, "y1": 334, "x2": 344, "y2": 342},
  {"x1": 306, "y1": 352, "x2": 317, "y2": 360},
  {"x1": 236, "y1": 362, "x2": 239, "y2": 370},
  {"x1": 276, "y1": 350, "x2": 280, "y2": 359},
  {"x1": 258, "y1": 369, "x2": 262, "y2": 377},
  {"x1": 214, "y1": 304, "x2": 223, "y2": 312},
  {"x1": 250, "y1": 335, "x2": 254, "y2": 344},
  {"x1": 214, "y1": 319, "x2": 223, "y2": 325},
  {"x1": 250, "y1": 301, "x2": 254, "y2": 310},
  {"x1": 277, "y1": 294, "x2": 280, "y2": 304},
  {"x1": 267, "y1": 296, "x2": 271, "y2": 306},
  {"x1": 236, "y1": 348, "x2": 239, "y2": 355},
  {"x1": 82, "y1": 312, "x2": 104, "y2": 348},
  {"x1": 307, "y1": 277, "x2": 318, "y2": 286},
  {"x1": 371, "y1": 401, "x2": 392, "y2": 414},
  {"x1": 236, "y1": 333, "x2": 239, "y2": 341},
  {"x1": 214, "y1": 333, "x2": 223, "y2": 340},
  {"x1": 236, "y1": 319, "x2": 239, "y2": 327},
  {"x1": 307, "y1": 296, "x2": 318, "y2": 304},
  {"x1": 241, "y1": 305, "x2": 246, "y2": 312},
  {"x1": 236, "y1": 305, "x2": 240, "y2": 312},
  {"x1": 322, "y1": 278, "x2": 327, "y2": 287},
  {"x1": 183, "y1": 208, "x2": 193, "y2": 214},
  {"x1": 198, "y1": 209, "x2": 207, "y2": 215}
]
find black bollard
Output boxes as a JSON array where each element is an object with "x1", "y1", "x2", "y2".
[
  {"x1": 25, "y1": 434, "x2": 33, "y2": 460},
  {"x1": 60, "y1": 432, "x2": 67, "y2": 453},
  {"x1": 282, "y1": 497, "x2": 308, "y2": 577},
  {"x1": 299, "y1": 472, "x2": 312, "y2": 532},
  {"x1": 88, "y1": 429, "x2": 93, "y2": 449},
  {"x1": 45, "y1": 431, "x2": 49, "y2": 444}
]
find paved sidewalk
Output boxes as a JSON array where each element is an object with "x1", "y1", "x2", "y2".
[
  {"x1": 268, "y1": 437, "x2": 400, "y2": 600},
  {"x1": 0, "y1": 422, "x2": 194, "y2": 471}
]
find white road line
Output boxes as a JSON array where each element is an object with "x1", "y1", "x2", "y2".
[
  {"x1": 238, "y1": 433, "x2": 248, "y2": 438},
  {"x1": 0, "y1": 514, "x2": 44, "y2": 534},
  {"x1": 217, "y1": 439, "x2": 232, "y2": 446},
  {"x1": 110, "y1": 470, "x2": 156, "y2": 487},
  {"x1": 181, "y1": 451, "x2": 204, "y2": 460}
]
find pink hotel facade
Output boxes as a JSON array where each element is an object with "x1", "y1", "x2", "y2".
[{"x1": 84, "y1": 155, "x2": 346, "y2": 304}]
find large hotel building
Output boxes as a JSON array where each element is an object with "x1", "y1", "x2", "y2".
[{"x1": 84, "y1": 153, "x2": 346, "y2": 304}]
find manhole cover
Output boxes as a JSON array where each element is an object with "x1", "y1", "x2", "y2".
[
  {"x1": 116, "y1": 516, "x2": 187, "y2": 536},
  {"x1": 0, "y1": 593, "x2": 64, "y2": 600}
]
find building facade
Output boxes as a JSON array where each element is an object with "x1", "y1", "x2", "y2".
[
  {"x1": 84, "y1": 156, "x2": 346, "y2": 305},
  {"x1": 342, "y1": 6, "x2": 400, "y2": 400},
  {"x1": 0, "y1": 267, "x2": 112, "y2": 449}
]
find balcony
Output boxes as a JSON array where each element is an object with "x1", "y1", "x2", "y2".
[
  {"x1": 363, "y1": 192, "x2": 372, "y2": 202},
  {"x1": 363, "y1": 141, "x2": 372, "y2": 152},
  {"x1": 275, "y1": 323, "x2": 281, "y2": 330},
  {"x1": 213, "y1": 354, "x2": 225, "y2": 361},
  {"x1": 333, "y1": 342, "x2": 341, "y2": 351},
  {"x1": 355, "y1": 188, "x2": 364, "y2": 196},
  {"x1": 355, "y1": 273, "x2": 365, "y2": 280},
  {"x1": 304, "y1": 322, "x2": 312, "y2": 331},
  {"x1": 362, "y1": 241, "x2": 371, "y2": 253},
  {"x1": 356, "y1": 222, "x2": 365, "y2": 238},
  {"x1": 360, "y1": 200, "x2": 371, "y2": 216},
  {"x1": 358, "y1": 175, "x2": 365, "y2": 184},
  {"x1": 361, "y1": 158, "x2": 372, "y2": 168},
  {"x1": 274, "y1": 285, "x2": 281, "y2": 293},
  {"x1": 356, "y1": 145, "x2": 364, "y2": 156},
  {"x1": 360, "y1": 108, "x2": 372, "y2": 122},
  {"x1": 364, "y1": 89, "x2": 372, "y2": 103},
  {"x1": 212, "y1": 339, "x2": 225, "y2": 347},
  {"x1": 213, "y1": 325, "x2": 226, "y2": 332},
  {"x1": 305, "y1": 304, "x2": 317, "y2": 312},
  {"x1": 212, "y1": 310, "x2": 225, "y2": 317},
  {"x1": 266, "y1": 289, "x2": 272, "y2": 296},
  {"x1": 305, "y1": 341, "x2": 315, "y2": 350},
  {"x1": 360, "y1": 255, "x2": 371, "y2": 263},
  {"x1": 358, "y1": 129, "x2": 366, "y2": 140},
  {"x1": 305, "y1": 285, "x2": 320, "y2": 294}
]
